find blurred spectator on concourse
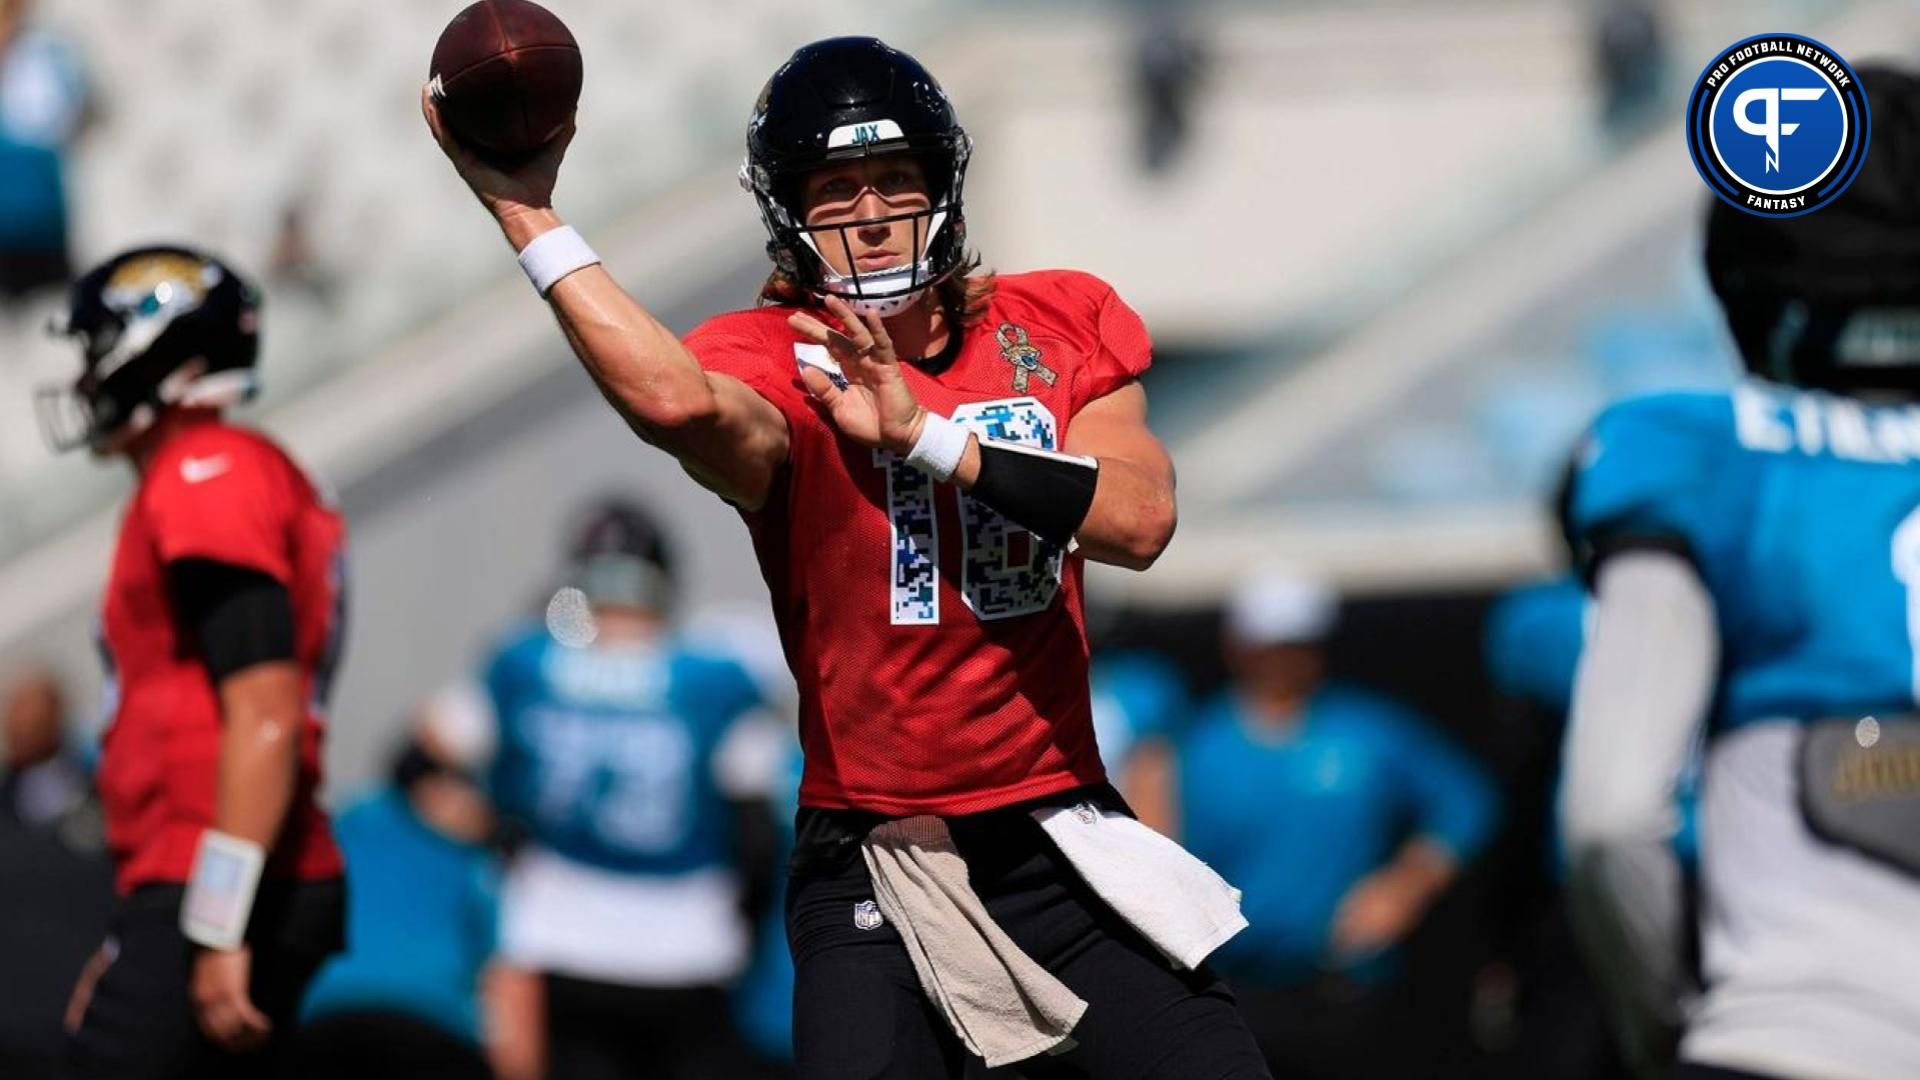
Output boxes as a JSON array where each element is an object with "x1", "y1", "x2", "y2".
[
  {"x1": 1129, "y1": 0, "x2": 1206, "y2": 175},
  {"x1": 0, "y1": 0, "x2": 91, "y2": 305},
  {"x1": 1174, "y1": 569, "x2": 1500, "y2": 1080},
  {"x1": 1591, "y1": 0, "x2": 1667, "y2": 136}
]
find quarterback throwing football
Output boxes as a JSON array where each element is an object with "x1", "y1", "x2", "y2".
[{"x1": 428, "y1": 35, "x2": 1268, "y2": 1080}]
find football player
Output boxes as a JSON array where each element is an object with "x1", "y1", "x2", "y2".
[
  {"x1": 39, "y1": 247, "x2": 349, "y2": 1079},
  {"x1": 1560, "y1": 66, "x2": 1920, "y2": 1080},
  {"x1": 425, "y1": 35, "x2": 1269, "y2": 1080},
  {"x1": 467, "y1": 499, "x2": 779, "y2": 1080}
]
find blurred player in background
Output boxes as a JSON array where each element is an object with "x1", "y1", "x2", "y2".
[
  {"x1": 464, "y1": 499, "x2": 781, "y2": 1080},
  {"x1": 1560, "y1": 65, "x2": 1920, "y2": 1080},
  {"x1": 295, "y1": 706, "x2": 502, "y2": 1080},
  {"x1": 425, "y1": 33, "x2": 1268, "y2": 1080},
  {"x1": 0, "y1": 665, "x2": 111, "y2": 1080},
  {"x1": 38, "y1": 246, "x2": 348, "y2": 1079},
  {"x1": 0, "y1": 663, "x2": 90, "y2": 829},
  {"x1": 1176, "y1": 570, "x2": 1498, "y2": 1080},
  {"x1": 1088, "y1": 649, "x2": 1190, "y2": 833}
]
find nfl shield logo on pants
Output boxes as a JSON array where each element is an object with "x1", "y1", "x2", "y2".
[{"x1": 853, "y1": 899, "x2": 885, "y2": 931}]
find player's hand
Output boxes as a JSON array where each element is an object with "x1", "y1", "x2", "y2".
[
  {"x1": 191, "y1": 946, "x2": 271, "y2": 1053},
  {"x1": 790, "y1": 295, "x2": 929, "y2": 455},
  {"x1": 421, "y1": 83, "x2": 574, "y2": 224},
  {"x1": 1329, "y1": 870, "x2": 1425, "y2": 960}
]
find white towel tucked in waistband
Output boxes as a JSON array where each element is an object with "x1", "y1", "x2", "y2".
[
  {"x1": 861, "y1": 816, "x2": 1089, "y2": 1068},
  {"x1": 1031, "y1": 801, "x2": 1247, "y2": 970}
]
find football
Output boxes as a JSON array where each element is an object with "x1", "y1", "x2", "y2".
[{"x1": 429, "y1": 0, "x2": 582, "y2": 158}]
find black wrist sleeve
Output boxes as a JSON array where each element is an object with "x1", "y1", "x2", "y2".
[
  {"x1": 968, "y1": 440, "x2": 1100, "y2": 546},
  {"x1": 167, "y1": 559, "x2": 296, "y2": 682}
]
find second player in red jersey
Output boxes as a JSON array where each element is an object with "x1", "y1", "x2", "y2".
[
  {"x1": 98, "y1": 419, "x2": 345, "y2": 890},
  {"x1": 39, "y1": 247, "x2": 348, "y2": 1080}
]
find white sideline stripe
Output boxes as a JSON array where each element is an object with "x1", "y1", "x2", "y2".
[
  {"x1": 1173, "y1": 0, "x2": 1913, "y2": 513},
  {"x1": 0, "y1": 168, "x2": 757, "y2": 655}
]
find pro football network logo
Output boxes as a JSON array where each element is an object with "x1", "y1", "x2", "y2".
[{"x1": 1685, "y1": 33, "x2": 1869, "y2": 218}]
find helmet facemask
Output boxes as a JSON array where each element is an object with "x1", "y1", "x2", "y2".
[{"x1": 743, "y1": 130, "x2": 973, "y2": 317}]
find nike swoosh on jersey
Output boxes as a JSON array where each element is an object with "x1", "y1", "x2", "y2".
[{"x1": 179, "y1": 454, "x2": 232, "y2": 484}]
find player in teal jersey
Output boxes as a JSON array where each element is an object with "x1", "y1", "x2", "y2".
[
  {"x1": 466, "y1": 501, "x2": 783, "y2": 1080},
  {"x1": 1560, "y1": 64, "x2": 1920, "y2": 1080}
]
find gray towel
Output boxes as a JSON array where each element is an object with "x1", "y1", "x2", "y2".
[{"x1": 860, "y1": 816, "x2": 1088, "y2": 1067}]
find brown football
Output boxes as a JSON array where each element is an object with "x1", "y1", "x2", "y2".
[{"x1": 429, "y1": 0, "x2": 582, "y2": 157}]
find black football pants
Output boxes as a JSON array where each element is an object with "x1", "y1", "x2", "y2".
[
  {"x1": 786, "y1": 798, "x2": 1272, "y2": 1080},
  {"x1": 65, "y1": 880, "x2": 344, "y2": 1080}
]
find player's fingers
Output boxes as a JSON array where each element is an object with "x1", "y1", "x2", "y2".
[
  {"x1": 787, "y1": 313, "x2": 831, "y2": 346},
  {"x1": 233, "y1": 994, "x2": 273, "y2": 1043},
  {"x1": 421, "y1": 84, "x2": 474, "y2": 168},
  {"x1": 821, "y1": 295, "x2": 877, "y2": 355},
  {"x1": 531, "y1": 115, "x2": 578, "y2": 170},
  {"x1": 797, "y1": 363, "x2": 842, "y2": 405},
  {"x1": 859, "y1": 307, "x2": 895, "y2": 359},
  {"x1": 196, "y1": 999, "x2": 233, "y2": 1045}
]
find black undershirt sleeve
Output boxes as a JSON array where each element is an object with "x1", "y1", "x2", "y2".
[{"x1": 167, "y1": 559, "x2": 296, "y2": 683}]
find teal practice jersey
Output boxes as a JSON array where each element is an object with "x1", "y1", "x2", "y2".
[
  {"x1": 1566, "y1": 381, "x2": 1920, "y2": 733},
  {"x1": 484, "y1": 625, "x2": 761, "y2": 874}
]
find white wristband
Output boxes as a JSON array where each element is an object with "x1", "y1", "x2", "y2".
[
  {"x1": 904, "y1": 412, "x2": 971, "y2": 482},
  {"x1": 180, "y1": 830, "x2": 266, "y2": 950},
  {"x1": 516, "y1": 225, "x2": 601, "y2": 296}
]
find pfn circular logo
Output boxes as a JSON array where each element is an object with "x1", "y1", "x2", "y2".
[{"x1": 1686, "y1": 34, "x2": 1869, "y2": 218}]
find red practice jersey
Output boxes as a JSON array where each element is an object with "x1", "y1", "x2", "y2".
[
  {"x1": 97, "y1": 419, "x2": 346, "y2": 893},
  {"x1": 686, "y1": 270, "x2": 1152, "y2": 815}
]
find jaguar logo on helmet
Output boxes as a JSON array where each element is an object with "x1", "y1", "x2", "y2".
[
  {"x1": 35, "y1": 245, "x2": 262, "y2": 455},
  {"x1": 742, "y1": 37, "x2": 974, "y2": 318}
]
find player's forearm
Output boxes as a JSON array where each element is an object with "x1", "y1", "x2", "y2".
[
  {"x1": 1068, "y1": 454, "x2": 1177, "y2": 570},
  {"x1": 944, "y1": 437, "x2": 1173, "y2": 568},
  {"x1": 483, "y1": 963, "x2": 547, "y2": 1080},
  {"x1": 1121, "y1": 739, "x2": 1179, "y2": 836},
  {"x1": 1379, "y1": 837, "x2": 1458, "y2": 911},
  {"x1": 211, "y1": 662, "x2": 305, "y2": 851},
  {"x1": 499, "y1": 209, "x2": 719, "y2": 435}
]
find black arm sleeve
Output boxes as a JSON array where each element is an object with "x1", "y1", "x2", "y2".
[
  {"x1": 167, "y1": 559, "x2": 296, "y2": 682},
  {"x1": 967, "y1": 441, "x2": 1100, "y2": 546}
]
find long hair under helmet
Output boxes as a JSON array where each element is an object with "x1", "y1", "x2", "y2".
[
  {"x1": 741, "y1": 37, "x2": 973, "y2": 318},
  {"x1": 37, "y1": 245, "x2": 261, "y2": 454},
  {"x1": 1705, "y1": 64, "x2": 1920, "y2": 394}
]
